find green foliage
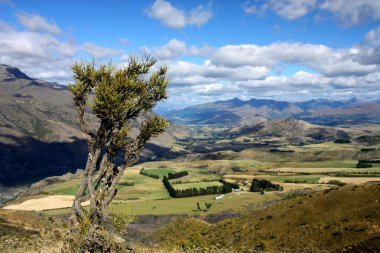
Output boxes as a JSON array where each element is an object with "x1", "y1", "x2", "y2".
[
  {"x1": 163, "y1": 176, "x2": 232, "y2": 198},
  {"x1": 334, "y1": 139, "x2": 351, "y2": 143},
  {"x1": 167, "y1": 171, "x2": 189, "y2": 180},
  {"x1": 250, "y1": 179, "x2": 283, "y2": 192},
  {"x1": 356, "y1": 162, "x2": 373, "y2": 168},
  {"x1": 108, "y1": 208, "x2": 136, "y2": 234},
  {"x1": 140, "y1": 168, "x2": 160, "y2": 179}
]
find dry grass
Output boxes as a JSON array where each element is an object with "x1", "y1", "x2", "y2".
[
  {"x1": 3, "y1": 195, "x2": 89, "y2": 211},
  {"x1": 319, "y1": 176, "x2": 380, "y2": 184},
  {"x1": 151, "y1": 184, "x2": 380, "y2": 252},
  {"x1": 0, "y1": 209, "x2": 65, "y2": 253}
]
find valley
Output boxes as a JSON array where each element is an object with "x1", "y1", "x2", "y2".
[{"x1": 1, "y1": 65, "x2": 380, "y2": 252}]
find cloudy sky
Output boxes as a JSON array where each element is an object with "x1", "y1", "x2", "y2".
[{"x1": 1, "y1": 0, "x2": 380, "y2": 109}]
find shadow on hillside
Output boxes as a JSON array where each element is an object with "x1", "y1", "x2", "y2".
[
  {"x1": 0, "y1": 135, "x2": 189, "y2": 186},
  {"x1": 0, "y1": 134, "x2": 88, "y2": 186}
]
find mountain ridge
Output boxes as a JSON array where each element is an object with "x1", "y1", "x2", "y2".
[{"x1": 166, "y1": 96, "x2": 380, "y2": 126}]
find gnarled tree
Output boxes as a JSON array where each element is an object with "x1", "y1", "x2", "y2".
[{"x1": 66, "y1": 56, "x2": 169, "y2": 252}]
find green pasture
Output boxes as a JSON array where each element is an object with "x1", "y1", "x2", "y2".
[
  {"x1": 43, "y1": 191, "x2": 282, "y2": 216},
  {"x1": 42, "y1": 178, "x2": 81, "y2": 195}
]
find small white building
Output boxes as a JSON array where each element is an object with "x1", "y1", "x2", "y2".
[{"x1": 214, "y1": 195, "x2": 225, "y2": 200}]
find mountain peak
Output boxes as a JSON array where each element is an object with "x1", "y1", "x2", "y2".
[{"x1": 0, "y1": 64, "x2": 31, "y2": 80}]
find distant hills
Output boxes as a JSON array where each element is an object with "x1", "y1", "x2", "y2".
[{"x1": 166, "y1": 97, "x2": 380, "y2": 126}]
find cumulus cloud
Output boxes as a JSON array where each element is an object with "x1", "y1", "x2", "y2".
[
  {"x1": 270, "y1": 0, "x2": 317, "y2": 20},
  {"x1": 0, "y1": 18, "x2": 124, "y2": 83},
  {"x1": 144, "y1": 28, "x2": 380, "y2": 105},
  {"x1": 320, "y1": 0, "x2": 380, "y2": 26},
  {"x1": 16, "y1": 12, "x2": 61, "y2": 34},
  {"x1": 243, "y1": 0, "x2": 380, "y2": 26},
  {"x1": 145, "y1": 0, "x2": 212, "y2": 29},
  {"x1": 82, "y1": 42, "x2": 122, "y2": 60},
  {"x1": 210, "y1": 42, "x2": 378, "y2": 77},
  {"x1": 146, "y1": 39, "x2": 211, "y2": 59},
  {"x1": 243, "y1": 0, "x2": 317, "y2": 20}
]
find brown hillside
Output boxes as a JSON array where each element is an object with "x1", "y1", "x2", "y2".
[{"x1": 152, "y1": 184, "x2": 380, "y2": 252}]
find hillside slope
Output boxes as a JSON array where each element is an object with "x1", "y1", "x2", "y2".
[
  {"x1": 152, "y1": 184, "x2": 380, "y2": 252},
  {"x1": 0, "y1": 65, "x2": 187, "y2": 186},
  {"x1": 225, "y1": 119, "x2": 350, "y2": 143}
]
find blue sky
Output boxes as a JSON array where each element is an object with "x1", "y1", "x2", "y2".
[{"x1": 0, "y1": 0, "x2": 380, "y2": 109}]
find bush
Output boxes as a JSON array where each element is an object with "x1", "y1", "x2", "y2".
[
  {"x1": 167, "y1": 171, "x2": 188, "y2": 180},
  {"x1": 334, "y1": 139, "x2": 351, "y2": 143},
  {"x1": 356, "y1": 162, "x2": 373, "y2": 168},
  {"x1": 250, "y1": 179, "x2": 283, "y2": 192},
  {"x1": 327, "y1": 180, "x2": 347, "y2": 186}
]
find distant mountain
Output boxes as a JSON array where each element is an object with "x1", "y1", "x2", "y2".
[
  {"x1": 0, "y1": 65, "x2": 187, "y2": 186},
  {"x1": 166, "y1": 97, "x2": 380, "y2": 126}
]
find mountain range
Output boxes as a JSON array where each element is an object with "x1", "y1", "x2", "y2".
[{"x1": 166, "y1": 97, "x2": 380, "y2": 126}]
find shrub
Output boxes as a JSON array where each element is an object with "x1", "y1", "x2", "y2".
[
  {"x1": 167, "y1": 171, "x2": 188, "y2": 180},
  {"x1": 334, "y1": 139, "x2": 351, "y2": 143},
  {"x1": 356, "y1": 162, "x2": 373, "y2": 168},
  {"x1": 327, "y1": 180, "x2": 347, "y2": 186},
  {"x1": 250, "y1": 179, "x2": 283, "y2": 192}
]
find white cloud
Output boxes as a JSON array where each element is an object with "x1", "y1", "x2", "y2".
[
  {"x1": 0, "y1": 18, "x2": 124, "y2": 83},
  {"x1": 148, "y1": 39, "x2": 211, "y2": 59},
  {"x1": 243, "y1": 0, "x2": 317, "y2": 20},
  {"x1": 270, "y1": 0, "x2": 317, "y2": 20},
  {"x1": 153, "y1": 39, "x2": 187, "y2": 59},
  {"x1": 243, "y1": 1, "x2": 268, "y2": 17},
  {"x1": 187, "y1": 5, "x2": 213, "y2": 26},
  {"x1": 145, "y1": 0, "x2": 212, "y2": 29},
  {"x1": 243, "y1": 0, "x2": 380, "y2": 26},
  {"x1": 210, "y1": 42, "x2": 378, "y2": 77},
  {"x1": 118, "y1": 38, "x2": 129, "y2": 45},
  {"x1": 16, "y1": 12, "x2": 61, "y2": 34},
  {"x1": 81, "y1": 42, "x2": 122, "y2": 60},
  {"x1": 321, "y1": 0, "x2": 380, "y2": 26}
]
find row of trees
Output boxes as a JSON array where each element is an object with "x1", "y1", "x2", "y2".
[
  {"x1": 250, "y1": 179, "x2": 283, "y2": 192},
  {"x1": 139, "y1": 168, "x2": 159, "y2": 179},
  {"x1": 163, "y1": 176, "x2": 233, "y2": 198},
  {"x1": 356, "y1": 159, "x2": 379, "y2": 168},
  {"x1": 167, "y1": 171, "x2": 188, "y2": 179}
]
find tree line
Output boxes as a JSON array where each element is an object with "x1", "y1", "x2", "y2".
[
  {"x1": 140, "y1": 168, "x2": 159, "y2": 179},
  {"x1": 163, "y1": 176, "x2": 234, "y2": 198},
  {"x1": 167, "y1": 171, "x2": 188, "y2": 179},
  {"x1": 250, "y1": 178, "x2": 283, "y2": 192}
]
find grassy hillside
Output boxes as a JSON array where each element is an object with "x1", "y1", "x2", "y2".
[{"x1": 151, "y1": 184, "x2": 380, "y2": 252}]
